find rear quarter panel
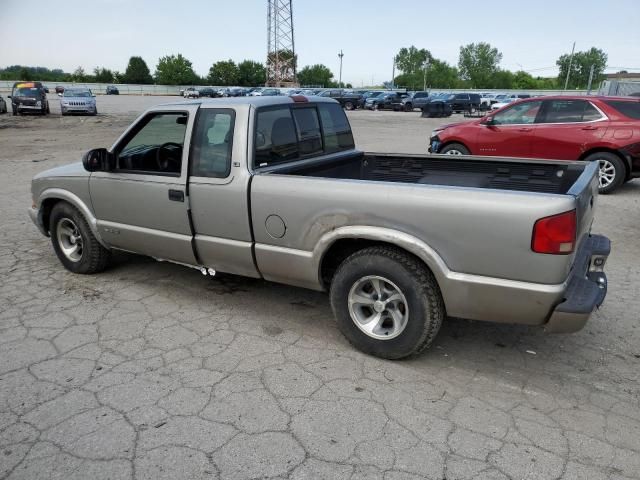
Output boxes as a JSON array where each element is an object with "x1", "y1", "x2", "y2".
[{"x1": 250, "y1": 174, "x2": 580, "y2": 287}]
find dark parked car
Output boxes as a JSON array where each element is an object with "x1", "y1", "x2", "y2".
[
  {"x1": 429, "y1": 95, "x2": 640, "y2": 193},
  {"x1": 9, "y1": 81, "x2": 50, "y2": 116},
  {"x1": 358, "y1": 91, "x2": 383, "y2": 108},
  {"x1": 198, "y1": 87, "x2": 218, "y2": 98},
  {"x1": 106, "y1": 86, "x2": 119, "y2": 95},
  {"x1": 402, "y1": 91, "x2": 431, "y2": 111},
  {"x1": 0, "y1": 95, "x2": 7, "y2": 114},
  {"x1": 318, "y1": 89, "x2": 362, "y2": 110},
  {"x1": 443, "y1": 93, "x2": 482, "y2": 113},
  {"x1": 55, "y1": 85, "x2": 65, "y2": 94},
  {"x1": 364, "y1": 92, "x2": 406, "y2": 111}
]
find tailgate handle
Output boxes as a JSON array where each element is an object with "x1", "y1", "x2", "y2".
[{"x1": 168, "y1": 189, "x2": 184, "y2": 202}]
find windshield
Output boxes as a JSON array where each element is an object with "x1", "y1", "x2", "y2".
[
  {"x1": 13, "y1": 87, "x2": 39, "y2": 97},
  {"x1": 64, "y1": 89, "x2": 92, "y2": 97}
]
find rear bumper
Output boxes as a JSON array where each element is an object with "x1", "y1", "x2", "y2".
[{"x1": 544, "y1": 234, "x2": 610, "y2": 333}]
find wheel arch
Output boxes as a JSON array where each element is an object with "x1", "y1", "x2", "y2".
[
  {"x1": 315, "y1": 226, "x2": 449, "y2": 293},
  {"x1": 37, "y1": 189, "x2": 108, "y2": 248},
  {"x1": 579, "y1": 147, "x2": 631, "y2": 179},
  {"x1": 438, "y1": 139, "x2": 472, "y2": 154}
]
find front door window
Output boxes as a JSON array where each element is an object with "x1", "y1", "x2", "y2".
[{"x1": 492, "y1": 101, "x2": 542, "y2": 125}]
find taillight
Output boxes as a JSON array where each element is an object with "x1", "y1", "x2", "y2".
[{"x1": 531, "y1": 210, "x2": 576, "y2": 254}]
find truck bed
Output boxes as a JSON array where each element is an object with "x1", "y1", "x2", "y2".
[{"x1": 269, "y1": 152, "x2": 585, "y2": 195}]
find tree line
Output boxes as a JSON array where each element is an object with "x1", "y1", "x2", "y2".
[
  {"x1": 0, "y1": 44, "x2": 609, "y2": 89},
  {"x1": 393, "y1": 43, "x2": 608, "y2": 90}
]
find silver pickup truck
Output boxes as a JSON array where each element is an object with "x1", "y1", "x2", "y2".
[{"x1": 29, "y1": 96, "x2": 610, "y2": 359}]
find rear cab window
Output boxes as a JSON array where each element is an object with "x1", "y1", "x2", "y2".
[
  {"x1": 603, "y1": 100, "x2": 640, "y2": 120},
  {"x1": 254, "y1": 102, "x2": 354, "y2": 168}
]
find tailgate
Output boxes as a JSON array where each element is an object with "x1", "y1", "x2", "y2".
[{"x1": 567, "y1": 161, "x2": 600, "y2": 253}]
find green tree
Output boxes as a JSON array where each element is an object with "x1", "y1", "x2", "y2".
[
  {"x1": 72, "y1": 66, "x2": 88, "y2": 82},
  {"x1": 458, "y1": 42, "x2": 503, "y2": 88},
  {"x1": 395, "y1": 46, "x2": 431, "y2": 75},
  {"x1": 155, "y1": 54, "x2": 198, "y2": 85},
  {"x1": 122, "y1": 56, "x2": 153, "y2": 84},
  {"x1": 297, "y1": 64, "x2": 335, "y2": 87},
  {"x1": 93, "y1": 67, "x2": 114, "y2": 83},
  {"x1": 237, "y1": 60, "x2": 266, "y2": 86},
  {"x1": 556, "y1": 47, "x2": 607, "y2": 89},
  {"x1": 490, "y1": 70, "x2": 514, "y2": 89},
  {"x1": 208, "y1": 60, "x2": 239, "y2": 86}
]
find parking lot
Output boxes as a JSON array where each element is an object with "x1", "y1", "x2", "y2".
[{"x1": 0, "y1": 95, "x2": 639, "y2": 480}]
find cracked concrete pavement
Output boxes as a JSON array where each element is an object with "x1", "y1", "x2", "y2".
[{"x1": 0, "y1": 96, "x2": 639, "y2": 479}]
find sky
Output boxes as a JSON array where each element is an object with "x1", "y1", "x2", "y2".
[{"x1": 1, "y1": 0, "x2": 639, "y2": 86}]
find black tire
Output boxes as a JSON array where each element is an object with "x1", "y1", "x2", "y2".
[
  {"x1": 50, "y1": 202, "x2": 111, "y2": 274},
  {"x1": 330, "y1": 246, "x2": 445, "y2": 359},
  {"x1": 404, "y1": 103, "x2": 413, "y2": 112},
  {"x1": 46, "y1": 102, "x2": 50, "y2": 114},
  {"x1": 91, "y1": 107, "x2": 98, "y2": 116},
  {"x1": 584, "y1": 152, "x2": 625, "y2": 194},
  {"x1": 344, "y1": 101, "x2": 354, "y2": 111},
  {"x1": 12, "y1": 108, "x2": 17, "y2": 116},
  {"x1": 440, "y1": 143, "x2": 470, "y2": 155}
]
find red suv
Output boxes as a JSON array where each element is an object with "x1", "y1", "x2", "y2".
[{"x1": 429, "y1": 95, "x2": 640, "y2": 193}]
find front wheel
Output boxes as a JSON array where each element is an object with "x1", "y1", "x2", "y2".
[
  {"x1": 344, "y1": 101, "x2": 354, "y2": 111},
  {"x1": 50, "y1": 202, "x2": 111, "y2": 274},
  {"x1": 584, "y1": 152, "x2": 625, "y2": 194},
  {"x1": 330, "y1": 246, "x2": 444, "y2": 359},
  {"x1": 439, "y1": 143, "x2": 470, "y2": 155}
]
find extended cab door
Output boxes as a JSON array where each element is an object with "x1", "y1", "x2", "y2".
[
  {"x1": 476, "y1": 99, "x2": 543, "y2": 157},
  {"x1": 90, "y1": 108, "x2": 198, "y2": 265},
  {"x1": 530, "y1": 99, "x2": 609, "y2": 160},
  {"x1": 187, "y1": 106, "x2": 260, "y2": 278}
]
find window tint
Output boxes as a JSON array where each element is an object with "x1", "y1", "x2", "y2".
[
  {"x1": 542, "y1": 100, "x2": 602, "y2": 123},
  {"x1": 190, "y1": 109, "x2": 234, "y2": 178},
  {"x1": 292, "y1": 107, "x2": 322, "y2": 156},
  {"x1": 492, "y1": 100, "x2": 542, "y2": 125},
  {"x1": 318, "y1": 103, "x2": 355, "y2": 153},
  {"x1": 255, "y1": 107, "x2": 299, "y2": 166},
  {"x1": 603, "y1": 100, "x2": 640, "y2": 120},
  {"x1": 117, "y1": 113, "x2": 187, "y2": 174},
  {"x1": 414, "y1": 92, "x2": 427, "y2": 98}
]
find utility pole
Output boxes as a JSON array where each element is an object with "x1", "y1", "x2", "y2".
[
  {"x1": 423, "y1": 60, "x2": 430, "y2": 92},
  {"x1": 563, "y1": 41, "x2": 576, "y2": 91},
  {"x1": 338, "y1": 50, "x2": 344, "y2": 88},
  {"x1": 391, "y1": 56, "x2": 396, "y2": 90},
  {"x1": 586, "y1": 64, "x2": 595, "y2": 94}
]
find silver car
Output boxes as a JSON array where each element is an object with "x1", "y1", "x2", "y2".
[{"x1": 60, "y1": 88, "x2": 97, "y2": 116}]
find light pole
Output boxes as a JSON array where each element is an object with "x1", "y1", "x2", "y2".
[
  {"x1": 392, "y1": 56, "x2": 396, "y2": 90},
  {"x1": 423, "y1": 60, "x2": 430, "y2": 91},
  {"x1": 564, "y1": 41, "x2": 576, "y2": 91},
  {"x1": 338, "y1": 50, "x2": 344, "y2": 88}
]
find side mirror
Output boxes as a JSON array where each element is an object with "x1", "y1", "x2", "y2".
[
  {"x1": 82, "y1": 148, "x2": 115, "y2": 172},
  {"x1": 482, "y1": 116, "x2": 495, "y2": 125}
]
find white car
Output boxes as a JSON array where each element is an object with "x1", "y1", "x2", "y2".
[
  {"x1": 183, "y1": 88, "x2": 200, "y2": 99},
  {"x1": 249, "y1": 88, "x2": 264, "y2": 96},
  {"x1": 491, "y1": 98, "x2": 518, "y2": 110}
]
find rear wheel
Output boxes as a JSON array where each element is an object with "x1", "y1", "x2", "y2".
[
  {"x1": 330, "y1": 246, "x2": 444, "y2": 359},
  {"x1": 50, "y1": 202, "x2": 111, "y2": 274},
  {"x1": 584, "y1": 152, "x2": 625, "y2": 194},
  {"x1": 440, "y1": 143, "x2": 470, "y2": 155},
  {"x1": 344, "y1": 101, "x2": 354, "y2": 111},
  {"x1": 404, "y1": 103, "x2": 413, "y2": 112}
]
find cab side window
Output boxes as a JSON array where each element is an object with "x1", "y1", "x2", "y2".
[
  {"x1": 117, "y1": 113, "x2": 187, "y2": 175},
  {"x1": 190, "y1": 109, "x2": 235, "y2": 178}
]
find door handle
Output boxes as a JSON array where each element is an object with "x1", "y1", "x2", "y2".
[
  {"x1": 168, "y1": 189, "x2": 184, "y2": 202},
  {"x1": 517, "y1": 128, "x2": 532, "y2": 132},
  {"x1": 581, "y1": 126, "x2": 598, "y2": 131}
]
